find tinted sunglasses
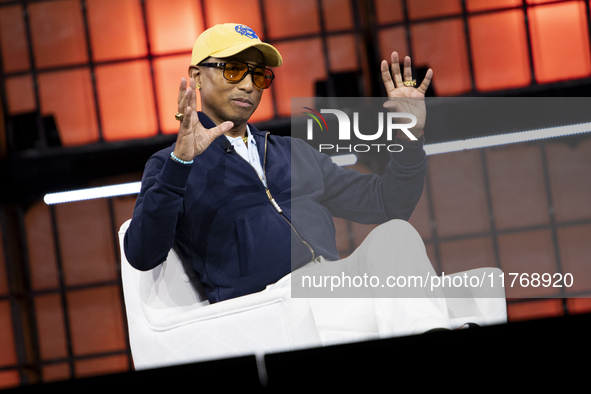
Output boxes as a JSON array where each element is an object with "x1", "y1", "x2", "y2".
[{"x1": 199, "y1": 60, "x2": 275, "y2": 89}]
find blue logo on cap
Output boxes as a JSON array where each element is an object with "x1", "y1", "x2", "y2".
[{"x1": 235, "y1": 25, "x2": 259, "y2": 39}]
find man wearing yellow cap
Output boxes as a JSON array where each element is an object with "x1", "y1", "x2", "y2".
[
  {"x1": 124, "y1": 24, "x2": 450, "y2": 337},
  {"x1": 173, "y1": 23, "x2": 283, "y2": 165}
]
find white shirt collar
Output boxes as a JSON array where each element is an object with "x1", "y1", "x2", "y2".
[{"x1": 225, "y1": 125, "x2": 256, "y2": 145}]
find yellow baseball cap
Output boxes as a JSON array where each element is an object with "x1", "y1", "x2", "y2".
[{"x1": 191, "y1": 23, "x2": 283, "y2": 67}]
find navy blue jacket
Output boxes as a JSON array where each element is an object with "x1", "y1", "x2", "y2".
[{"x1": 124, "y1": 112, "x2": 427, "y2": 303}]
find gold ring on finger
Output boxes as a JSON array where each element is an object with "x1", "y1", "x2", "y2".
[
  {"x1": 175, "y1": 112, "x2": 184, "y2": 121},
  {"x1": 403, "y1": 79, "x2": 417, "y2": 87}
]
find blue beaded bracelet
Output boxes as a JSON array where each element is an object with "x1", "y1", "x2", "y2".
[{"x1": 170, "y1": 151, "x2": 193, "y2": 165}]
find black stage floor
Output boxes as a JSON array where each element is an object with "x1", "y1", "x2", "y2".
[{"x1": 6, "y1": 312, "x2": 589, "y2": 391}]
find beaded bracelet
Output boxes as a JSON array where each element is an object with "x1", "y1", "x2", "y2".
[{"x1": 170, "y1": 151, "x2": 193, "y2": 165}]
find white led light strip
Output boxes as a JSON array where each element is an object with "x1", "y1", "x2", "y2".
[
  {"x1": 43, "y1": 156, "x2": 360, "y2": 205},
  {"x1": 423, "y1": 121, "x2": 591, "y2": 156},
  {"x1": 43, "y1": 182, "x2": 141, "y2": 205},
  {"x1": 43, "y1": 122, "x2": 591, "y2": 204}
]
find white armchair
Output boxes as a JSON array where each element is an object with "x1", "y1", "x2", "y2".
[
  {"x1": 119, "y1": 220, "x2": 507, "y2": 370},
  {"x1": 118, "y1": 219, "x2": 322, "y2": 371}
]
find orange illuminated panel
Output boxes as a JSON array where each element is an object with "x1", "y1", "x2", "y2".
[
  {"x1": 546, "y1": 139, "x2": 591, "y2": 222},
  {"x1": 322, "y1": 0, "x2": 354, "y2": 31},
  {"x1": 466, "y1": 0, "x2": 521, "y2": 12},
  {"x1": 145, "y1": 0, "x2": 203, "y2": 56},
  {"x1": 528, "y1": 2, "x2": 591, "y2": 83},
  {"x1": 5, "y1": 75, "x2": 36, "y2": 115},
  {"x1": 407, "y1": 0, "x2": 462, "y2": 20},
  {"x1": 75, "y1": 355, "x2": 129, "y2": 378},
  {"x1": 86, "y1": 0, "x2": 147, "y2": 62},
  {"x1": 0, "y1": 301, "x2": 17, "y2": 368},
  {"x1": 526, "y1": 0, "x2": 557, "y2": 4},
  {"x1": 28, "y1": 0, "x2": 88, "y2": 68},
  {"x1": 95, "y1": 60, "x2": 158, "y2": 141},
  {"x1": 54, "y1": 199, "x2": 117, "y2": 286},
  {"x1": 264, "y1": 0, "x2": 320, "y2": 39},
  {"x1": 272, "y1": 38, "x2": 327, "y2": 117},
  {"x1": 378, "y1": 27, "x2": 409, "y2": 65},
  {"x1": 469, "y1": 10, "x2": 531, "y2": 91},
  {"x1": 439, "y1": 237, "x2": 497, "y2": 274},
  {"x1": 374, "y1": 0, "x2": 403, "y2": 25},
  {"x1": 205, "y1": 0, "x2": 263, "y2": 37},
  {"x1": 497, "y1": 230, "x2": 560, "y2": 299},
  {"x1": 507, "y1": 299, "x2": 563, "y2": 322},
  {"x1": 34, "y1": 294, "x2": 68, "y2": 360},
  {"x1": 0, "y1": 370, "x2": 19, "y2": 390},
  {"x1": 67, "y1": 286, "x2": 127, "y2": 356},
  {"x1": 327, "y1": 34, "x2": 358, "y2": 72},
  {"x1": 557, "y1": 225, "x2": 591, "y2": 296},
  {"x1": 0, "y1": 5, "x2": 30, "y2": 73},
  {"x1": 428, "y1": 150, "x2": 489, "y2": 237},
  {"x1": 153, "y1": 54, "x2": 195, "y2": 134},
  {"x1": 567, "y1": 298, "x2": 591, "y2": 314},
  {"x1": 486, "y1": 145, "x2": 548, "y2": 230},
  {"x1": 37, "y1": 69, "x2": 100, "y2": 146},
  {"x1": 42, "y1": 363, "x2": 71, "y2": 383},
  {"x1": 24, "y1": 202, "x2": 59, "y2": 291},
  {"x1": 113, "y1": 195, "x2": 139, "y2": 230},
  {"x1": 410, "y1": 19, "x2": 472, "y2": 95}
]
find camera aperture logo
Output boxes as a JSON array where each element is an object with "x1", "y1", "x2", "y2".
[
  {"x1": 302, "y1": 107, "x2": 329, "y2": 133},
  {"x1": 303, "y1": 107, "x2": 417, "y2": 153}
]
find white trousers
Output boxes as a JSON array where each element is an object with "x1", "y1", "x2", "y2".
[{"x1": 266, "y1": 219, "x2": 451, "y2": 345}]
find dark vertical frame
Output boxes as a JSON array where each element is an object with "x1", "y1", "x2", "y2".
[
  {"x1": 460, "y1": 0, "x2": 476, "y2": 92},
  {"x1": 423, "y1": 170, "x2": 442, "y2": 276},
  {"x1": 139, "y1": 0, "x2": 162, "y2": 136},
  {"x1": 479, "y1": 150, "x2": 502, "y2": 272},
  {"x1": 521, "y1": 0, "x2": 538, "y2": 86},
  {"x1": 317, "y1": 0, "x2": 335, "y2": 97},
  {"x1": 107, "y1": 197, "x2": 133, "y2": 371},
  {"x1": 257, "y1": 0, "x2": 278, "y2": 118},
  {"x1": 48, "y1": 204, "x2": 75, "y2": 379},
  {"x1": 401, "y1": 0, "x2": 414, "y2": 63},
  {"x1": 0, "y1": 205, "x2": 42, "y2": 385},
  {"x1": 80, "y1": 0, "x2": 105, "y2": 142},
  {"x1": 22, "y1": 0, "x2": 45, "y2": 149},
  {"x1": 539, "y1": 142, "x2": 568, "y2": 314},
  {"x1": 586, "y1": 0, "x2": 591, "y2": 59}
]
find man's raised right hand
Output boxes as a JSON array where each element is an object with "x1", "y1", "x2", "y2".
[{"x1": 173, "y1": 78, "x2": 233, "y2": 162}]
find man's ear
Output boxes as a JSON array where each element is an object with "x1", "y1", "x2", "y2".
[{"x1": 188, "y1": 65, "x2": 200, "y2": 86}]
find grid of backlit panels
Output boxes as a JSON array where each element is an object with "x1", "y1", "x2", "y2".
[
  {"x1": 2, "y1": 0, "x2": 591, "y2": 390},
  {"x1": 1, "y1": 0, "x2": 590, "y2": 149},
  {"x1": 336, "y1": 136, "x2": 591, "y2": 322}
]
